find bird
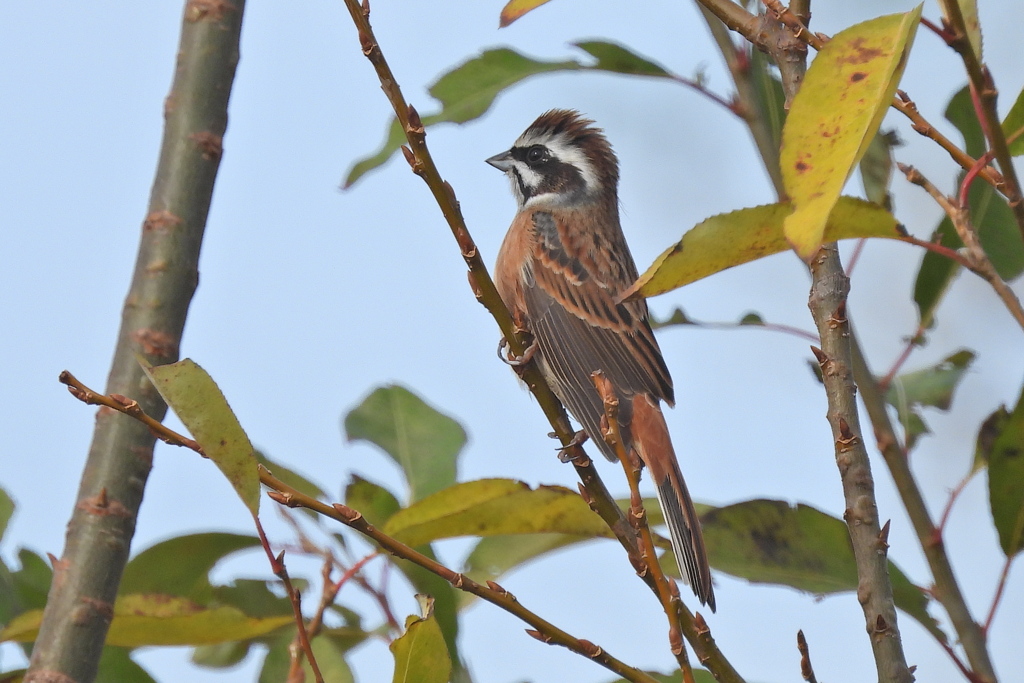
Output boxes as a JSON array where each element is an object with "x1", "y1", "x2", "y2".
[{"x1": 486, "y1": 109, "x2": 715, "y2": 611}]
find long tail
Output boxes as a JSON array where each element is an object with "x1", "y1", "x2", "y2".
[{"x1": 631, "y1": 393, "x2": 715, "y2": 612}]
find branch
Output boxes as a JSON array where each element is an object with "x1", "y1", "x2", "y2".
[
  {"x1": 339, "y1": 3, "x2": 747, "y2": 679},
  {"x1": 936, "y1": 0, "x2": 1024, "y2": 242},
  {"x1": 593, "y1": 373, "x2": 691, "y2": 676},
  {"x1": 807, "y1": 246, "x2": 914, "y2": 683},
  {"x1": 26, "y1": 4, "x2": 245, "y2": 681},
  {"x1": 899, "y1": 163, "x2": 1024, "y2": 331},
  {"x1": 339, "y1": 0, "x2": 640, "y2": 567},
  {"x1": 848, "y1": 340, "x2": 998, "y2": 683},
  {"x1": 263, "y1": 472, "x2": 661, "y2": 683}
]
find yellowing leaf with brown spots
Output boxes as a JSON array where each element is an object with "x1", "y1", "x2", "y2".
[
  {"x1": 499, "y1": 0, "x2": 555, "y2": 27},
  {"x1": 780, "y1": 7, "x2": 921, "y2": 260},
  {"x1": 624, "y1": 197, "x2": 904, "y2": 299}
]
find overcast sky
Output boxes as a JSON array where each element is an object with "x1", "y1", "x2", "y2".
[{"x1": 2, "y1": 1, "x2": 1022, "y2": 681}]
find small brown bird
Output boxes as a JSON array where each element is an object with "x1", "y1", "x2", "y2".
[{"x1": 487, "y1": 110, "x2": 715, "y2": 611}]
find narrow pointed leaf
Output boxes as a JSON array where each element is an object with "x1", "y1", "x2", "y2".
[
  {"x1": 885, "y1": 350, "x2": 975, "y2": 450},
  {"x1": 344, "y1": 50, "x2": 579, "y2": 186},
  {"x1": 749, "y1": 48, "x2": 787, "y2": 158},
  {"x1": 859, "y1": 130, "x2": 899, "y2": 209},
  {"x1": 391, "y1": 598, "x2": 451, "y2": 683},
  {"x1": 141, "y1": 359, "x2": 259, "y2": 515},
  {"x1": 702, "y1": 499, "x2": 944, "y2": 641},
  {"x1": 573, "y1": 41, "x2": 670, "y2": 77},
  {"x1": 627, "y1": 197, "x2": 903, "y2": 298},
  {"x1": 383, "y1": 479, "x2": 609, "y2": 547},
  {"x1": 1004, "y1": 86, "x2": 1024, "y2": 155},
  {"x1": 989, "y1": 384, "x2": 1024, "y2": 556},
  {"x1": 780, "y1": 7, "x2": 921, "y2": 259},
  {"x1": 499, "y1": 0, "x2": 555, "y2": 27},
  {"x1": 344, "y1": 385, "x2": 464, "y2": 503}
]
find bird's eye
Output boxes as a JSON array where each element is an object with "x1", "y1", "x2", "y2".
[{"x1": 526, "y1": 146, "x2": 547, "y2": 164}]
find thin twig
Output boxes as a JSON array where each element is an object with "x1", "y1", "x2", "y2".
[
  {"x1": 252, "y1": 518, "x2": 324, "y2": 683},
  {"x1": 339, "y1": 0, "x2": 642, "y2": 571},
  {"x1": 936, "y1": 0, "x2": 1024, "y2": 242},
  {"x1": 899, "y1": 163, "x2": 1024, "y2": 331},
  {"x1": 796, "y1": 630, "x2": 819, "y2": 683},
  {"x1": 593, "y1": 372, "x2": 692, "y2": 677},
  {"x1": 984, "y1": 556, "x2": 1016, "y2": 634},
  {"x1": 877, "y1": 324, "x2": 927, "y2": 393}
]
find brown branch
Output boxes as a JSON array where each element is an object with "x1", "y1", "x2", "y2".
[
  {"x1": 340, "y1": 3, "x2": 747, "y2": 679},
  {"x1": 808, "y1": 246, "x2": 913, "y2": 683},
  {"x1": 25, "y1": 4, "x2": 246, "y2": 681},
  {"x1": 796, "y1": 630, "x2": 819, "y2": 683},
  {"x1": 339, "y1": 0, "x2": 640, "y2": 569},
  {"x1": 899, "y1": 164, "x2": 1024, "y2": 332},
  {"x1": 984, "y1": 555, "x2": 1015, "y2": 634},
  {"x1": 593, "y1": 372, "x2": 691, "y2": 677},
  {"x1": 252, "y1": 518, "x2": 323, "y2": 683},
  {"x1": 262, "y1": 473, "x2": 662, "y2": 683},
  {"x1": 848, "y1": 339, "x2": 998, "y2": 683}
]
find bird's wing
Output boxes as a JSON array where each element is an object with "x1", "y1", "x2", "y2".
[{"x1": 521, "y1": 209, "x2": 673, "y2": 460}]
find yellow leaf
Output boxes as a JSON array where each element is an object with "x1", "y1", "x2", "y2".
[
  {"x1": 0, "y1": 595, "x2": 293, "y2": 646},
  {"x1": 781, "y1": 6, "x2": 921, "y2": 259},
  {"x1": 499, "y1": 0, "x2": 554, "y2": 27},
  {"x1": 625, "y1": 197, "x2": 905, "y2": 299},
  {"x1": 382, "y1": 479, "x2": 610, "y2": 547}
]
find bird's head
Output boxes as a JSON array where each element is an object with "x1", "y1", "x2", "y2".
[{"x1": 486, "y1": 109, "x2": 619, "y2": 211}]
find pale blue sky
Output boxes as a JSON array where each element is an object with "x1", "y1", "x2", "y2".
[{"x1": 2, "y1": 1, "x2": 1022, "y2": 681}]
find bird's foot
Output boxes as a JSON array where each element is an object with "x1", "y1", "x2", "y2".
[
  {"x1": 497, "y1": 336, "x2": 538, "y2": 367},
  {"x1": 556, "y1": 429, "x2": 589, "y2": 463}
]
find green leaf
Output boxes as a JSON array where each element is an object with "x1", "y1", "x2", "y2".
[
  {"x1": 1003, "y1": 86, "x2": 1024, "y2": 155},
  {"x1": 748, "y1": 48, "x2": 787, "y2": 161},
  {"x1": 780, "y1": 7, "x2": 920, "y2": 258},
  {"x1": 499, "y1": 0, "x2": 555, "y2": 27},
  {"x1": 974, "y1": 405, "x2": 1011, "y2": 474},
  {"x1": 95, "y1": 647, "x2": 156, "y2": 683},
  {"x1": 345, "y1": 43, "x2": 686, "y2": 187},
  {"x1": 344, "y1": 50, "x2": 580, "y2": 186},
  {"x1": 459, "y1": 533, "x2": 592, "y2": 608},
  {"x1": 344, "y1": 385, "x2": 464, "y2": 503},
  {"x1": 941, "y1": 0, "x2": 982, "y2": 60},
  {"x1": 989, "y1": 384, "x2": 1024, "y2": 556},
  {"x1": 859, "y1": 130, "x2": 899, "y2": 209},
  {"x1": 573, "y1": 41, "x2": 670, "y2": 77},
  {"x1": 628, "y1": 196, "x2": 904, "y2": 298},
  {"x1": 11, "y1": 550, "x2": 52, "y2": 612},
  {"x1": 0, "y1": 487, "x2": 13, "y2": 544},
  {"x1": 192, "y1": 641, "x2": 252, "y2": 669},
  {"x1": 702, "y1": 499, "x2": 944, "y2": 641},
  {"x1": 141, "y1": 359, "x2": 260, "y2": 515},
  {"x1": 121, "y1": 532, "x2": 260, "y2": 602},
  {"x1": 915, "y1": 86, "x2": 1024, "y2": 325},
  {"x1": 345, "y1": 475, "x2": 402, "y2": 526},
  {"x1": 211, "y1": 579, "x2": 294, "y2": 619},
  {"x1": 885, "y1": 350, "x2": 975, "y2": 450},
  {"x1": 383, "y1": 479, "x2": 609, "y2": 547},
  {"x1": 259, "y1": 632, "x2": 355, "y2": 683},
  {"x1": 1, "y1": 596, "x2": 294, "y2": 646},
  {"x1": 391, "y1": 598, "x2": 451, "y2": 683}
]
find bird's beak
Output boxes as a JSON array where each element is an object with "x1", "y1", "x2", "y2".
[{"x1": 486, "y1": 150, "x2": 514, "y2": 172}]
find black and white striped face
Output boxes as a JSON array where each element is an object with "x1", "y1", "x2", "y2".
[{"x1": 487, "y1": 111, "x2": 612, "y2": 211}]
